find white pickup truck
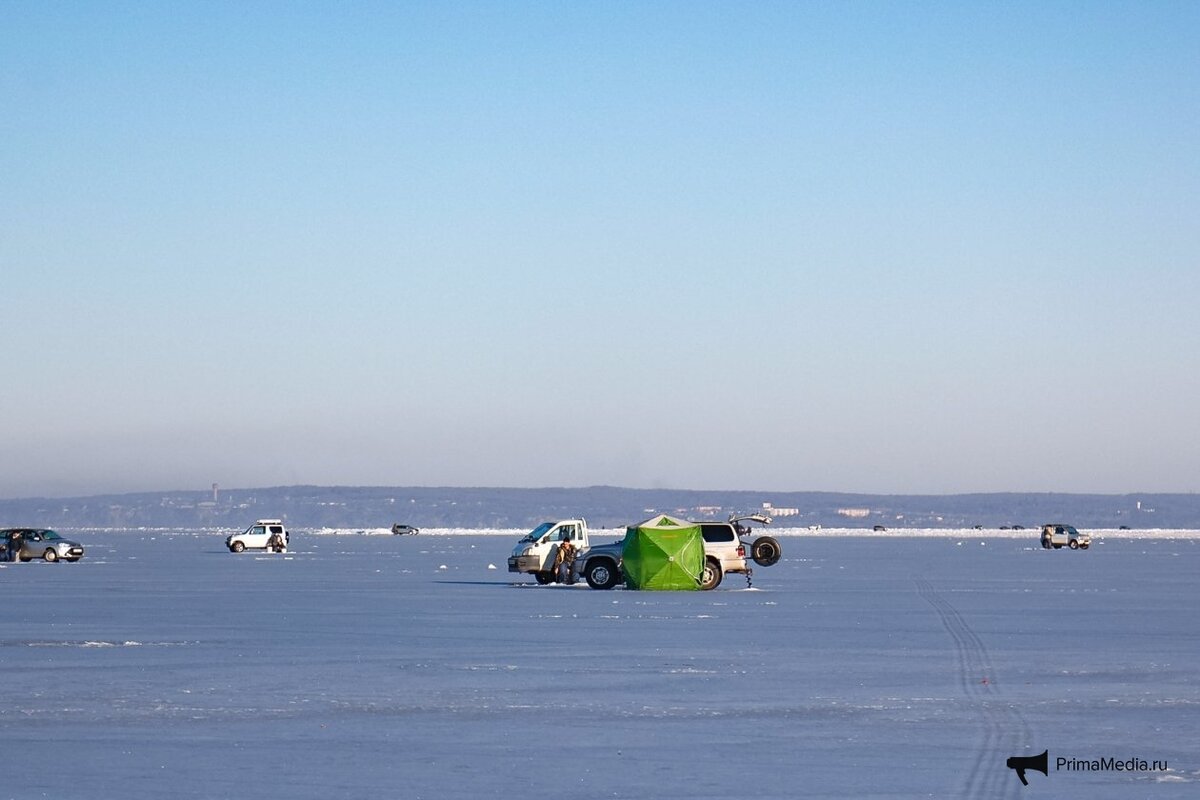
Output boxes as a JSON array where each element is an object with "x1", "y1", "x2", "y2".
[
  {"x1": 507, "y1": 519, "x2": 589, "y2": 584},
  {"x1": 507, "y1": 515, "x2": 781, "y2": 590}
]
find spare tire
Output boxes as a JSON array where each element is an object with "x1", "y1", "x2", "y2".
[{"x1": 751, "y1": 536, "x2": 782, "y2": 567}]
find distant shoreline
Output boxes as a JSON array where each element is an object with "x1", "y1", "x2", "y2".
[
  {"x1": 52, "y1": 526, "x2": 1200, "y2": 540},
  {"x1": 5, "y1": 486, "x2": 1198, "y2": 529}
]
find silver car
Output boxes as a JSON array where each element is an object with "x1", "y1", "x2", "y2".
[
  {"x1": 1040, "y1": 523, "x2": 1091, "y2": 550},
  {"x1": 1, "y1": 528, "x2": 86, "y2": 562}
]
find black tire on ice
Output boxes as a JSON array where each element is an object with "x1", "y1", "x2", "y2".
[
  {"x1": 585, "y1": 560, "x2": 620, "y2": 590},
  {"x1": 534, "y1": 571, "x2": 554, "y2": 585},
  {"x1": 751, "y1": 536, "x2": 782, "y2": 567},
  {"x1": 699, "y1": 558, "x2": 723, "y2": 591},
  {"x1": 1068, "y1": 539, "x2": 1079, "y2": 549},
  {"x1": 44, "y1": 549, "x2": 58, "y2": 562},
  {"x1": 231, "y1": 541, "x2": 245, "y2": 553}
]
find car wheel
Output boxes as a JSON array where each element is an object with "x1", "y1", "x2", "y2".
[
  {"x1": 1053, "y1": 544, "x2": 1062, "y2": 549},
  {"x1": 231, "y1": 541, "x2": 245, "y2": 553},
  {"x1": 534, "y1": 571, "x2": 554, "y2": 585},
  {"x1": 65, "y1": 557, "x2": 80, "y2": 562},
  {"x1": 44, "y1": 549, "x2": 58, "y2": 562},
  {"x1": 1080, "y1": 543, "x2": 1089, "y2": 549},
  {"x1": 585, "y1": 560, "x2": 620, "y2": 590},
  {"x1": 751, "y1": 536, "x2": 782, "y2": 567},
  {"x1": 699, "y1": 558, "x2": 723, "y2": 591},
  {"x1": 1068, "y1": 539, "x2": 1079, "y2": 549}
]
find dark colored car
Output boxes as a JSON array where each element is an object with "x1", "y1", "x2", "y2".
[{"x1": 1, "y1": 528, "x2": 86, "y2": 562}]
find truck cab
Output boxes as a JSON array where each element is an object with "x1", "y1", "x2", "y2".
[
  {"x1": 508, "y1": 520, "x2": 587, "y2": 584},
  {"x1": 226, "y1": 519, "x2": 289, "y2": 553}
]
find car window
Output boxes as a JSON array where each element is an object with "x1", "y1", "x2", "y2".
[{"x1": 701, "y1": 525, "x2": 735, "y2": 543}]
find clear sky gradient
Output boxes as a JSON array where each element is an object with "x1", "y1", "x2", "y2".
[{"x1": 3, "y1": 1, "x2": 1198, "y2": 498}]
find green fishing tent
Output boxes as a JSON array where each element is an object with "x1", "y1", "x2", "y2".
[{"x1": 621, "y1": 514, "x2": 705, "y2": 590}]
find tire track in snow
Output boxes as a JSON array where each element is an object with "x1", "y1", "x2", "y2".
[{"x1": 915, "y1": 578, "x2": 1030, "y2": 799}]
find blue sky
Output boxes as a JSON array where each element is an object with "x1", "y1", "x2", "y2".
[{"x1": 2, "y1": 1, "x2": 1197, "y2": 498}]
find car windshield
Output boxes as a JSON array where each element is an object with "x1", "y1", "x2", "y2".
[
  {"x1": 520, "y1": 522, "x2": 555, "y2": 543},
  {"x1": 41, "y1": 530, "x2": 63, "y2": 540}
]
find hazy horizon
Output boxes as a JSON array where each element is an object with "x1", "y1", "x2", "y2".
[{"x1": 4, "y1": 2, "x2": 1198, "y2": 498}]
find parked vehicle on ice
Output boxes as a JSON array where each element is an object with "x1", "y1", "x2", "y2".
[
  {"x1": 226, "y1": 520, "x2": 289, "y2": 553},
  {"x1": 391, "y1": 524, "x2": 420, "y2": 535},
  {"x1": 508, "y1": 513, "x2": 781, "y2": 590},
  {"x1": 507, "y1": 520, "x2": 588, "y2": 584},
  {"x1": 693, "y1": 514, "x2": 782, "y2": 589},
  {"x1": 1, "y1": 528, "x2": 85, "y2": 562},
  {"x1": 582, "y1": 513, "x2": 780, "y2": 590},
  {"x1": 1040, "y1": 523, "x2": 1090, "y2": 550}
]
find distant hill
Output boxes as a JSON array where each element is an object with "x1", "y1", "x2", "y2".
[{"x1": 1, "y1": 485, "x2": 1196, "y2": 530}]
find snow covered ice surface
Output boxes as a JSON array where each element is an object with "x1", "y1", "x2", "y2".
[{"x1": 2, "y1": 530, "x2": 1197, "y2": 799}]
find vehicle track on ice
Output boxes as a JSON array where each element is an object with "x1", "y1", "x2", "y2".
[{"x1": 915, "y1": 578, "x2": 1031, "y2": 799}]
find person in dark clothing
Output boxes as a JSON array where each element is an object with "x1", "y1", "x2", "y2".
[
  {"x1": 6, "y1": 531, "x2": 23, "y2": 562},
  {"x1": 555, "y1": 539, "x2": 576, "y2": 584}
]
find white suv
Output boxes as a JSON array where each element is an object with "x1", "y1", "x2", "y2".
[
  {"x1": 226, "y1": 520, "x2": 289, "y2": 553},
  {"x1": 1040, "y1": 523, "x2": 1090, "y2": 550},
  {"x1": 698, "y1": 519, "x2": 781, "y2": 589},
  {"x1": 698, "y1": 522, "x2": 750, "y2": 589}
]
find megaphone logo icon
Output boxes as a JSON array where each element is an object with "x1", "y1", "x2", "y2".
[{"x1": 1006, "y1": 750, "x2": 1049, "y2": 785}]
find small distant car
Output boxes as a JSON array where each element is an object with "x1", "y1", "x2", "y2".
[
  {"x1": 391, "y1": 524, "x2": 420, "y2": 535},
  {"x1": 1040, "y1": 523, "x2": 1090, "y2": 550},
  {"x1": 226, "y1": 519, "x2": 289, "y2": 553},
  {"x1": 1, "y1": 528, "x2": 85, "y2": 562}
]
